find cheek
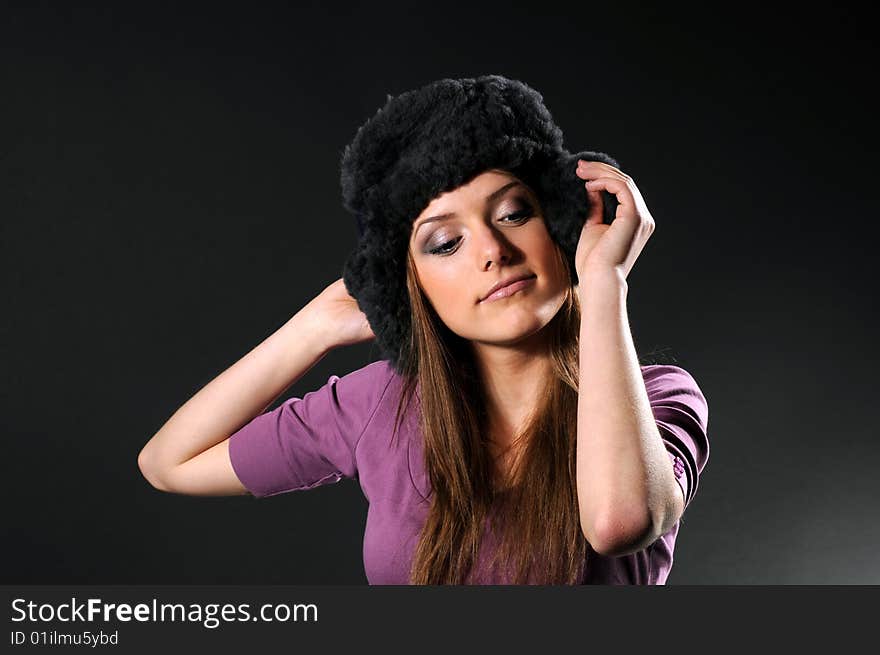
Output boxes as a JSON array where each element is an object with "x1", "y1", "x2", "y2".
[
  {"x1": 519, "y1": 230, "x2": 566, "y2": 280},
  {"x1": 425, "y1": 270, "x2": 469, "y2": 311},
  {"x1": 418, "y1": 262, "x2": 472, "y2": 308},
  {"x1": 545, "y1": 247, "x2": 569, "y2": 283}
]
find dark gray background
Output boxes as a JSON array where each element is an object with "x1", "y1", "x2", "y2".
[{"x1": 3, "y1": 2, "x2": 876, "y2": 584}]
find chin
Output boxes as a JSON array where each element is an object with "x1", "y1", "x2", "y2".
[{"x1": 480, "y1": 319, "x2": 547, "y2": 343}]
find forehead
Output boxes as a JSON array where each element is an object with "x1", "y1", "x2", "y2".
[{"x1": 416, "y1": 169, "x2": 519, "y2": 218}]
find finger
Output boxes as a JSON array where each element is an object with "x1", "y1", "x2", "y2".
[
  {"x1": 577, "y1": 160, "x2": 625, "y2": 178},
  {"x1": 576, "y1": 165, "x2": 627, "y2": 183},
  {"x1": 584, "y1": 176, "x2": 631, "y2": 209}
]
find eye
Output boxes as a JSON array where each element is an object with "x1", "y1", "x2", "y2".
[
  {"x1": 427, "y1": 207, "x2": 534, "y2": 256},
  {"x1": 428, "y1": 237, "x2": 461, "y2": 256},
  {"x1": 500, "y1": 208, "x2": 533, "y2": 223}
]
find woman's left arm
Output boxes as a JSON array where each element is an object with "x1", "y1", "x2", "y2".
[{"x1": 573, "y1": 160, "x2": 684, "y2": 558}]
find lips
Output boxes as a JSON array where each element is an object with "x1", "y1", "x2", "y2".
[{"x1": 480, "y1": 273, "x2": 537, "y2": 302}]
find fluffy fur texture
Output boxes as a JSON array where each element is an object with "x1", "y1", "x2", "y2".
[{"x1": 340, "y1": 75, "x2": 620, "y2": 375}]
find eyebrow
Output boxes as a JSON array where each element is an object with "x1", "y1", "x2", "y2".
[{"x1": 413, "y1": 181, "x2": 523, "y2": 235}]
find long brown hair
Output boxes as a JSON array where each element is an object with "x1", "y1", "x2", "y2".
[{"x1": 387, "y1": 238, "x2": 588, "y2": 584}]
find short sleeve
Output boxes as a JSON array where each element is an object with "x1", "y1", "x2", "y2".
[
  {"x1": 643, "y1": 365, "x2": 710, "y2": 514},
  {"x1": 227, "y1": 359, "x2": 395, "y2": 498}
]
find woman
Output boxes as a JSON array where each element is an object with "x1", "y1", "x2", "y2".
[{"x1": 137, "y1": 75, "x2": 710, "y2": 585}]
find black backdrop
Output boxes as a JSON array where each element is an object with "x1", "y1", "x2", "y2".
[{"x1": 3, "y1": 2, "x2": 877, "y2": 584}]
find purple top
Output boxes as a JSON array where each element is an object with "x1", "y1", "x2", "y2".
[{"x1": 228, "y1": 359, "x2": 710, "y2": 584}]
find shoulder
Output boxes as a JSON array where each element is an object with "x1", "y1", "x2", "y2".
[
  {"x1": 639, "y1": 363, "x2": 701, "y2": 388},
  {"x1": 324, "y1": 358, "x2": 402, "y2": 421},
  {"x1": 639, "y1": 364, "x2": 708, "y2": 424},
  {"x1": 639, "y1": 363, "x2": 711, "y2": 499},
  {"x1": 328, "y1": 357, "x2": 398, "y2": 399},
  {"x1": 335, "y1": 358, "x2": 398, "y2": 387}
]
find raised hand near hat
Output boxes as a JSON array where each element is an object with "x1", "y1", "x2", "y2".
[
  {"x1": 574, "y1": 160, "x2": 655, "y2": 283},
  {"x1": 303, "y1": 278, "x2": 377, "y2": 349}
]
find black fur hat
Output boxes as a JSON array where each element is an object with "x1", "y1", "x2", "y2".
[{"x1": 340, "y1": 74, "x2": 620, "y2": 375}]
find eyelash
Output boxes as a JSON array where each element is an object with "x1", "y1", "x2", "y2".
[{"x1": 427, "y1": 209, "x2": 533, "y2": 256}]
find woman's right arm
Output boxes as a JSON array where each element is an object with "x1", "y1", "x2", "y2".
[{"x1": 136, "y1": 278, "x2": 374, "y2": 496}]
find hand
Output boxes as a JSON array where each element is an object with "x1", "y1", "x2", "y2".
[
  {"x1": 574, "y1": 160, "x2": 656, "y2": 282},
  {"x1": 303, "y1": 278, "x2": 376, "y2": 348}
]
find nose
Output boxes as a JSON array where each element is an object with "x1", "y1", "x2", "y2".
[{"x1": 474, "y1": 222, "x2": 512, "y2": 270}]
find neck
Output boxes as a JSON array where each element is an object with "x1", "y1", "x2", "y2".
[{"x1": 470, "y1": 328, "x2": 552, "y2": 446}]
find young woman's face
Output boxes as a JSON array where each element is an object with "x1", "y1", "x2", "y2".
[{"x1": 408, "y1": 169, "x2": 570, "y2": 346}]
